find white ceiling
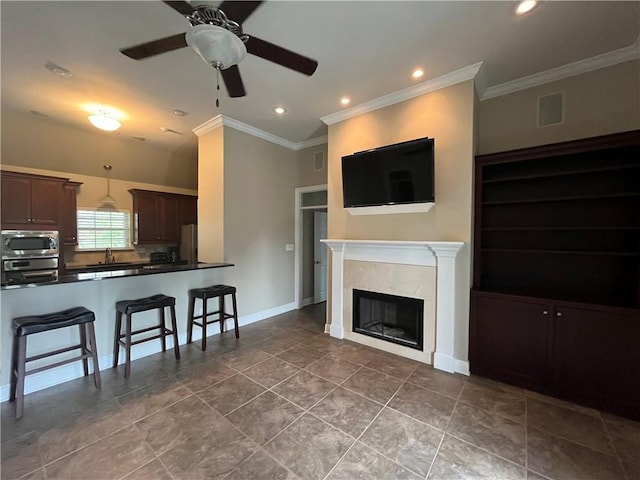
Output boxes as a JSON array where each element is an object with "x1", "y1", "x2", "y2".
[{"x1": 2, "y1": 1, "x2": 639, "y2": 152}]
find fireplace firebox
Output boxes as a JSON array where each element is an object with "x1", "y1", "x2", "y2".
[{"x1": 352, "y1": 289, "x2": 423, "y2": 350}]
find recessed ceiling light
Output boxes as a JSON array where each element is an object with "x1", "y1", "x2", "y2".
[
  {"x1": 44, "y1": 61, "x2": 72, "y2": 77},
  {"x1": 340, "y1": 97, "x2": 350, "y2": 106},
  {"x1": 273, "y1": 106, "x2": 287, "y2": 115},
  {"x1": 172, "y1": 109, "x2": 188, "y2": 117},
  {"x1": 30, "y1": 110, "x2": 50, "y2": 118},
  {"x1": 515, "y1": 0, "x2": 538, "y2": 15},
  {"x1": 131, "y1": 136, "x2": 146, "y2": 142},
  {"x1": 412, "y1": 69, "x2": 424, "y2": 79}
]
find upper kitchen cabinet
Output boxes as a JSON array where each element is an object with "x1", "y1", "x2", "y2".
[
  {"x1": 1, "y1": 171, "x2": 65, "y2": 230},
  {"x1": 61, "y1": 181, "x2": 82, "y2": 245},
  {"x1": 130, "y1": 189, "x2": 194, "y2": 244},
  {"x1": 178, "y1": 195, "x2": 197, "y2": 226}
]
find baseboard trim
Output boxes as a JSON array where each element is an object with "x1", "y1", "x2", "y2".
[
  {"x1": 302, "y1": 297, "x2": 314, "y2": 307},
  {"x1": 0, "y1": 301, "x2": 297, "y2": 402}
]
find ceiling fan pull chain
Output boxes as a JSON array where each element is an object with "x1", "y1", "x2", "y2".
[{"x1": 216, "y1": 66, "x2": 220, "y2": 108}]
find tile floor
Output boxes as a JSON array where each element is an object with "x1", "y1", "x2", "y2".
[{"x1": 1, "y1": 303, "x2": 639, "y2": 480}]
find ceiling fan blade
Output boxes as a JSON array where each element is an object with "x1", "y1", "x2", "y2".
[
  {"x1": 162, "y1": 1, "x2": 195, "y2": 16},
  {"x1": 246, "y1": 36, "x2": 318, "y2": 76},
  {"x1": 218, "y1": 1, "x2": 263, "y2": 24},
  {"x1": 221, "y1": 65, "x2": 246, "y2": 97},
  {"x1": 120, "y1": 33, "x2": 188, "y2": 60}
]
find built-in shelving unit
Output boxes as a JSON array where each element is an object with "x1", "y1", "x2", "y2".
[{"x1": 471, "y1": 130, "x2": 640, "y2": 420}]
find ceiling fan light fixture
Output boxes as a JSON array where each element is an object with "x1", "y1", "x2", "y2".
[
  {"x1": 88, "y1": 112, "x2": 121, "y2": 132},
  {"x1": 515, "y1": 0, "x2": 538, "y2": 15},
  {"x1": 186, "y1": 24, "x2": 247, "y2": 69}
]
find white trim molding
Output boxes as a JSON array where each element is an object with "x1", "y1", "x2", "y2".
[
  {"x1": 321, "y1": 239, "x2": 466, "y2": 374},
  {"x1": 321, "y1": 62, "x2": 482, "y2": 126},
  {"x1": 482, "y1": 38, "x2": 640, "y2": 100},
  {"x1": 192, "y1": 114, "x2": 327, "y2": 151}
]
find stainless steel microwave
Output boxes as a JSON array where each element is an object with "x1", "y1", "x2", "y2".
[{"x1": 1, "y1": 230, "x2": 59, "y2": 259}]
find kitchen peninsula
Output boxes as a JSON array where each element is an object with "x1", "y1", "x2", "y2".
[{"x1": 0, "y1": 262, "x2": 233, "y2": 401}]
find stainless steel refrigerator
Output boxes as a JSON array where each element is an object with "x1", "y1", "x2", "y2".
[{"x1": 180, "y1": 224, "x2": 197, "y2": 264}]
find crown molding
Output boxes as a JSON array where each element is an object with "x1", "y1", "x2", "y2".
[
  {"x1": 321, "y1": 62, "x2": 483, "y2": 126},
  {"x1": 482, "y1": 37, "x2": 640, "y2": 100},
  {"x1": 192, "y1": 114, "x2": 327, "y2": 151}
]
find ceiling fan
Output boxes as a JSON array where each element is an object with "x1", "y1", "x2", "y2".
[{"x1": 119, "y1": 1, "x2": 318, "y2": 100}]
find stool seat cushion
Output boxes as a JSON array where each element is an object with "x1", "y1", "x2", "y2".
[
  {"x1": 13, "y1": 306, "x2": 95, "y2": 336},
  {"x1": 189, "y1": 284, "x2": 236, "y2": 298},
  {"x1": 116, "y1": 294, "x2": 176, "y2": 315}
]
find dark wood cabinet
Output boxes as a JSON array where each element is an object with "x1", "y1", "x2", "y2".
[
  {"x1": 471, "y1": 292, "x2": 551, "y2": 390},
  {"x1": 60, "y1": 181, "x2": 82, "y2": 245},
  {"x1": 1, "y1": 171, "x2": 64, "y2": 229},
  {"x1": 130, "y1": 189, "x2": 195, "y2": 244},
  {"x1": 178, "y1": 195, "x2": 197, "y2": 226},
  {"x1": 471, "y1": 130, "x2": 640, "y2": 420}
]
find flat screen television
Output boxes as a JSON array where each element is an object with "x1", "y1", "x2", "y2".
[{"x1": 342, "y1": 137, "x2": 435, "y2": 208}]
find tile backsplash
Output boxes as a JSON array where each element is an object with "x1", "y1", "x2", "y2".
[{"x1": 63, "y1": 244, "x2": 174, "y2": 267}]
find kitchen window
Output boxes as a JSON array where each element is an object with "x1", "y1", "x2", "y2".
[{"x1": 76, "y1": 208, "x2": 131, "y2": 250}]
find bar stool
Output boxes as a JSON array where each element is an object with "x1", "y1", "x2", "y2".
[
  {"x1": 113, "y1": 294, "x2": 180, "y2": 378},
  {"x1": 187, "y1": 285, "x2": 239, "y2": 351},
  {"x1": 10, "y1": 306, "x2": 101, "y2": 419}
]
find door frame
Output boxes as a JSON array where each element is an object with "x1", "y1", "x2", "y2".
[{"x1": 294, "y1": 184, "x2": 328, "y2": 309}]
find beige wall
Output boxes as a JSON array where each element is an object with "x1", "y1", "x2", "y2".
[
  {"x1": 295, "y1": 143, "x2": 328, "y2": 187},
  {"x1": 327, "y1": 80, "x2": 476, "y2": 360},
  {"x1": 197, "y1": 126, "x2": 298, "y2": 316},
  {"x1": 478, "y1": 59, "x2": 640, "y2": 154},
  {"x1": 197, "y1": 127, "x2": 225, "y2": 263},
  {"x1": 222, "y1": 127, "x2": 298, "y2": 314},
  {"x1": 1, "y1": 110, "x2": 198, "y2": 189}
]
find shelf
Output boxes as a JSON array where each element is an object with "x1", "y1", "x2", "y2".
[
  {"x1": 482, "y1": 163, "x2": 640, "y2": 184},
  {"x1": 481, "y1": 226, "x2": 640, "y2": 232},
  {"x1": 482, "y1": 192, "x2": 640, "y2": 206},
  {"x1": 481, "y1": 248, "x2": 639, "y2": 257}
]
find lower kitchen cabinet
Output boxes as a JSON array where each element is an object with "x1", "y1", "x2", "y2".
[{"x1": 471, "y1": 290, "x2": 640, "y2": 419}]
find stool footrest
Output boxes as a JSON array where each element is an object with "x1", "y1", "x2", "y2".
[
  {"x1": 118, "y1": 331, "x2": 175, "y2": 347},
  {"x1": 25, "y1": 343, "x2": 83, "y2": 363},
  {"x1": 24, "y1": 352, "x2": 96, "y2": 376}
]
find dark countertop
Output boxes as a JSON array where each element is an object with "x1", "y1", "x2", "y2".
[
  {"x1": 1, "y1": 262, "x2": 234, "y2": 290},
  {"x1": 65, "y1": 260, "x2": 188, "y2": 273}
]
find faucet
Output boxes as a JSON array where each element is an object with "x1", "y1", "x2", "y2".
[{"x1": 104, "y1": 248, "x2": 114, "y2": 264}]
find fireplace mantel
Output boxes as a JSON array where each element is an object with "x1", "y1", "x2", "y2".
[{"x1": 321, "y1": 239, "x2": 467, "y2": 374}]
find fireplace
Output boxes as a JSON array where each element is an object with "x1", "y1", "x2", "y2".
[{"x1": 353, "y1": 289, "x2": 424, "y2": 350}]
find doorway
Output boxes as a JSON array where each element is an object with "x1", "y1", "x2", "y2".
[{"x1": 294, "y1": 184, "x2": 328, "y2": 309}]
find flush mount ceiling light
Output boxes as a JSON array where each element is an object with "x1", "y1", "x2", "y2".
[
  {"x1": 88, "y1": 111, "x2": 121, "y2": 132},
  {"x1": 515, "y1": 0, "x2": 538, "y2": 15},
  {"x1": 412, "y1": 68, "x2": 424, "y2": 79},
  {"x1": 273, "y1": 106, "x2": 287, "y2": 115},
  {"x1": 45, "y1": 61, "x2": 72, "y2": 77}
]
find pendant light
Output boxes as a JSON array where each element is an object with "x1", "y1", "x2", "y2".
[{"x1": 101, "y1": 165, "x2": 117, "y2": 206}]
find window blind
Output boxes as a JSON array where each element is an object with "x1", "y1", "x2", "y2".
[{"x1": 77, "y1": 209, "x2": 131, "y2": 250}]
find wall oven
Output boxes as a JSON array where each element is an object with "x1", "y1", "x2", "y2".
[
  {"x1": 2, "y1": 230, "x2": 59, "y2": 259},
  {"x1": 1, "y1": 231, "x2": 59, "y2": 285}
]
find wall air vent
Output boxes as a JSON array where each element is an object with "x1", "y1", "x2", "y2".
[
  {"x1": 537, "y1": 92, "x2": 564, "y2": 127},
  {"x1": 314, "y1": 151, "x2": 325, "y2": 171}
]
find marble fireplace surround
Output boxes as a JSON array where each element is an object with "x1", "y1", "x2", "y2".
[{"x1": 321, "y1": 239, "x2": 466, "y2": 374}]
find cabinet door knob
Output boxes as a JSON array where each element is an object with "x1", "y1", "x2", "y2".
[
  {"x1": 556, "y1": 312, "x2": 562, "y2": 317},
  {"x1": 542, "y1": 310, "x2": 548, "y2": 315}
]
